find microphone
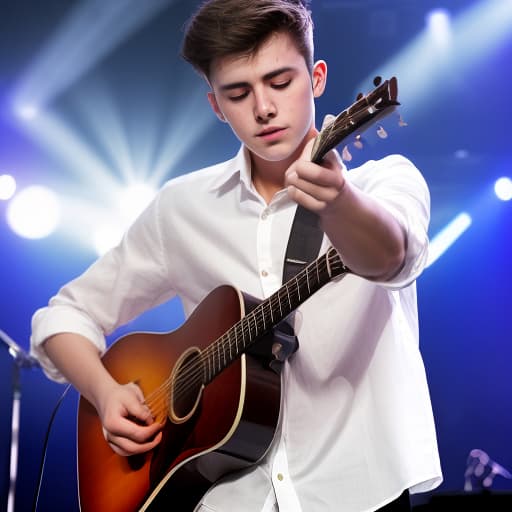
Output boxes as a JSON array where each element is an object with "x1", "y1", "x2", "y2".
[{"x1": 0, "y1": 329, "x2": 40, "y2": 368}]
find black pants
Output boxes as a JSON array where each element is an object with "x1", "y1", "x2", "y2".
[{"x1": 376, "y1": 490, "x2": 411, "y2": 511}]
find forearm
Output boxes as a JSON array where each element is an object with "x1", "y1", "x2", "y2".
[
  {"x1": 43, "y1": 333, "x2": 118, "y2": 409},
  {"x1": 320, "y1": 181, "x2": 406, "y2": 281}
]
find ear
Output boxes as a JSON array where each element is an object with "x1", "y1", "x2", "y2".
[
  {"x1": 311, "y1": 60, "x2": 327, "y2": 98},
  {"x1": 207, "y1": 91, "x2": 227, "y2": 122}
]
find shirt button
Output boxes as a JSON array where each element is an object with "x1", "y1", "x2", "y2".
[
  {"x1": 261, "y1": 270, "x2": 268, "y2": 277},
  {"x1": 277, "y1": 473, "x2": 284, "y2": 481},
  {"x1": 261, "y1": 210, "x2": 268, "y2": 220}
]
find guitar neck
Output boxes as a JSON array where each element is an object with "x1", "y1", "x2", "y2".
[{"x1": 203, "y1": 247, "x2": 349, "y2": 383}]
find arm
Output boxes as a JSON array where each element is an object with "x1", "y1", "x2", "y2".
[
  {"x1": 43, "y1": 333, "x2": 162, "y2": 456},
  {"x1": 285, "y1": 139, "x2": 413, "y2": 281}
]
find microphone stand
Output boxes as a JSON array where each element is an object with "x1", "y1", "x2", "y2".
[{"x1": 0, "y1": 329, "x2": 40, "y2": 512}]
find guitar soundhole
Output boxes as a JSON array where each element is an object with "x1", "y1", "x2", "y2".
[{"x1": 170, "y1": 348, "x2": 204, "y2": 422}]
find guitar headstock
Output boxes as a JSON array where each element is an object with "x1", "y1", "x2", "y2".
[{"x1": 311, "y1": 76, "x2": 405, "y2": 164}]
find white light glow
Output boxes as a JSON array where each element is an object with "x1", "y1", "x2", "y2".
[
  {"x1": 0, "y1": 174, "x2": 17, "y2": 200},
  {"x1": 427, "y1": 212, "x2": 472, "y2": 267},
  {"x1": 6, "y1": 186, "x2": 61, "y2": 239},
  {"x1": 357, "y1": 0, "x2": 512, "y2": 118},
  {"x1": 15, "y1": 104, "x2": 39, "y2": 121},
  {"x1": 494, "y1": 177, "x2": 512, "y2": 201},
  {"x1": 427, "y1": 9, "x2": 452, "y2": 49},
  {"x1": 93, "y1": 222, "x2": 125, "y2": 256},
  {"x1": 117, "y1": 183, "x2": 157, "y2": 224},
  {"x1": 11, "y1": 0, "x2": 175, "y2": 114}
]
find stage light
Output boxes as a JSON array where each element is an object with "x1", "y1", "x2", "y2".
[
  {"x1": 6, "y1": 185, "x2": 61, "y2": 239},
  {"x1": 494, "y1": 177, "x2": 512, "y2": 201},
  {"x1": 11, "y1": 0, "x2": 175, "y2": 114},
  {"x1": 426, "y1": 8, "x2": 452, "y2": 49},
  {"x1": 0, "y1": 174, "x2": 17, "y2": 200},
  {"x1": 15, "y1": 104, "x2": 39, "y2": 121},
  {"x1": 357, "y1": 0, "x2": 512, "y2": 118},
  {"x1": 426, "y1": 212, "x2": 472, "y2": 267}
]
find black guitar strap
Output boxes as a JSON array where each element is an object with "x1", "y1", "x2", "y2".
[
  {"x1": 263, "y1": 205, "x2": 324, "y2": 372},
  {"x1": 282, "y1": 205, "x2": 324, "y2": 283},
  {"x1": 250, "y1": 205, "x2": 325, "y2": 373}
]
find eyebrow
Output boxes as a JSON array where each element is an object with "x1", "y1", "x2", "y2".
[{"x1": 218, "y1": 66, "x2": 295, "y2": 91}]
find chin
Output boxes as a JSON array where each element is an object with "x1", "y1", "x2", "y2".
[{"x1": 252, "y1": 143, "x2": 301, "y2": 164}]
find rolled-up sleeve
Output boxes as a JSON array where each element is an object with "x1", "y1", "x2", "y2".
[
  {"x1": 349, "y1": 154, "x2": 431, "y2": 289},
  {"x1": 31, "y1": 304, "x2": 107, "y2": 383}
]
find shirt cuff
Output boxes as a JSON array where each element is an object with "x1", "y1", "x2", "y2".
[{"x1": 30, "y1": 305, "x2": 106, "y2": 383}]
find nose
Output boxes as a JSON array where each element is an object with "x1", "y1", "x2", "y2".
[{"x1": 253, "y1": 89, "x2": 276, "y2": 122}]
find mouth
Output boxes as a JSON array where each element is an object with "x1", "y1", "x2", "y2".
[{"x1": 257, "y1": 126, "x2": 287, "y2": 141}]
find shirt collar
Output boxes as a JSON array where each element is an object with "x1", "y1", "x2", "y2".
[{"x1": 210, "y1": 144, "x2": 253, "y2": 194}]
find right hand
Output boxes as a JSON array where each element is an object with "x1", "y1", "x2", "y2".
[{"x1": 97, "y1": 381, "x2": 163, "y2": 456}]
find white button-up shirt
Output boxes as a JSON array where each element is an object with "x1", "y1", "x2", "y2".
[{"x1": 31, "y1": 145, "x2": 442, "y2": 511}]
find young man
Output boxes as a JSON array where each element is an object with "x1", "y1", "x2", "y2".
[{"x1": 30, "y1": 0, "x2": 442, "y2": 510}]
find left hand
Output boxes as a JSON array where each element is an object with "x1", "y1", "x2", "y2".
[{"x1": 285, "y1": 136, "x2": 347, "y2": 216}]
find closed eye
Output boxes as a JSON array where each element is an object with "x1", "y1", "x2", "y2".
[
  {"x1": 272, "y1": 80, "x2": 291, "y2": 90},
  {"x1": 228, "y1": 91, "x2": 249, "y2": 101}
]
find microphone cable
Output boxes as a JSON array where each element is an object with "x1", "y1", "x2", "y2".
[{"x1": 31, "y1": 384, "x2": 72, "y2": 512}]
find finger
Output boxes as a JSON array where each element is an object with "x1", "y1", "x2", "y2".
[
  {"x1": 103, "y1": 421, "x2": 163, "y2": 456},
  {"x1": 123, "y1": 382, "x2": 156, "y2": 425},
  {"x1": 287, "y1": 163, "x2": 343, "y2": 191},
  {"x1": 108, "y1": 430, "x2": 163, "y2": 456},
  {"x1": 287, "y1": 185, "x2": 326, "y2": 212}
]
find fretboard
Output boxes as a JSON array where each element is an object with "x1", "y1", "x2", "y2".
[{"x1": 203, "y1": 247, "x2": 349, "y2": 383}]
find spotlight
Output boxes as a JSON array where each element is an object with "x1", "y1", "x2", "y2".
[
  {"x1": 426, "y1": 8, "x2": 452, "y2": 48},
  {"x1": 0, "y1": 174, "x2": 17, "y2": 200},
  {"x1": 427, "y1": 212, "x2": 472, "y2": 267},
  {"x1": 15, "y1": 104, "x2": 39, "y2": 121},
  {"x1": 6, "y1": 185, "x2": 61, "y2": 239},
  {"x1": 494, "y1": 177, "x2": 512, "y2": 201}
]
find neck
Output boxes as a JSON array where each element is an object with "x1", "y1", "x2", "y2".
[{"x1": 250, "y1": 157, "x2": 288, "y2": 204}]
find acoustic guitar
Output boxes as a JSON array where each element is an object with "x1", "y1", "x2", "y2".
[{"x1": 77, "y1": 76, "x2": 400, "y2": 512}]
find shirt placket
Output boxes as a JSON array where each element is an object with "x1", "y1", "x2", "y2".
[{"x1": 256, "y1": 205, "x2": 281, "y2": 298}]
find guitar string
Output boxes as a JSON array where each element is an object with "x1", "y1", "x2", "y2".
[
  {"x1": 141, "y1": 256, "x2": 330, "y2": 419},
  {"x1": 143, "y1": 251, "x2": 346, "y2": 420},
  {"x1": 143, "y1": 251, "x2": 346, "y2": 418}
]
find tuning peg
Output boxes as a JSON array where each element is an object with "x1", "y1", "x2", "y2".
[
  {"x1": 356, "y1": 92, "x2": 364, "y2": 101},
  {"x1": 353, "y1": 135, "x2": 364, "y2": 149},
  {"x1": 373, "y1": 76, "x2": 382, "y2": 87},
  {"x1": 376, "y1": 125, "x2": 388, "y2": 139},
  {"x1": 342, "y1": 145, "x2": 352, "y2": 162},
  {"x1": 398, "y1": 115, "x2": 408, "y2": 127}
]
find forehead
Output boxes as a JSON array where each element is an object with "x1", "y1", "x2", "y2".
[{"x1": 209, "y1": 31, "x2": 306, "y2": 86}]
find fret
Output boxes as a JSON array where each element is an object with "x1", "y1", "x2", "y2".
[
  {"x1": 222, "y1": 338, "x2": 227, "y2": 367},
  {"x1": 305, "y1": 266, "x2": 311, "y2": 294},
  {"x1": 260, "y1": 303, "x2": 266, "y2": 331},
  {"x1": 207, "y1": 348, "x2": 212, "y2": 382},
  {"x1": 295, "y1": 275, "x2": 301, "y2": 303},
  {"x1": 215, "y1": 339, "x2": 221, "y2": 374},
  {"x1": 277, "y1": 290, "x2": 283, "y2": 317}
]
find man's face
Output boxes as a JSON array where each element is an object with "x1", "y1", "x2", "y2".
[{"x1": 207, "y1": 31, "x2": 326, "y2": 168}]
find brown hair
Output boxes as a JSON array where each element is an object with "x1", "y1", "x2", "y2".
[{"x1": 181, "y1": 0, "x2": 314, "y2": 80}]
